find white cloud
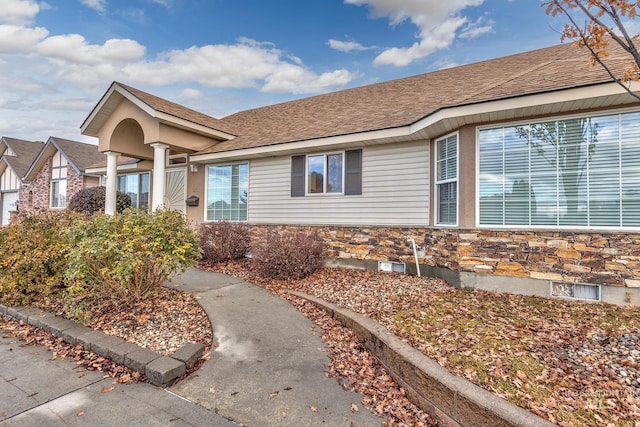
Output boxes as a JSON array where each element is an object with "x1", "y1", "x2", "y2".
[
  {"x1": 459, "y1": 17, "x2": 495, "y2": 39},
  {"x1": 263, "y1": 67, "x2": 354, "y2": 94},
  {"x1": 0, "y1": 3, "x2": 358, "y2": 140},
  {"x1": 80, "y1": 0, "x2": 107, "y2": 13},
  {"x1": 149, "y1": 0, "x2": 171, "y2": 7},
  {"x1": 0, "y1": 25, "x2": 48, "y2": 53},
  {"x1": 1, "y1": 0, "x2": 41, "y2": 25},
  {"x1": 328, "y1": 38, "x2": 371, "y2": 52},
  {"x1": 345, "y1": 0, "x2": 489, "y2": 66},
  {"x1": 37, "y1": 35, "x2": 145, "y2": 64},
  {"x1": 118, "y1": 39, "x2": 354, "y2": 94},
  {"x1": 179, "y1": 88, "x2": 205, "y2": 102}
]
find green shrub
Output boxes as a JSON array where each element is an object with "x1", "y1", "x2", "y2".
[
  {"x1": 199, "y1": 221, "x2": 250, "y2": 264},
  {"x1": 66, "y1": 209, "x2": 201, "y2": 305},
  {"x1": 251, "y1": 230, "x2": 325, "y2": 279},
  {"x1": 0, "y1": 210, "x2": 79, "y2": 305},
  {"x1": 68, "y1": 186, "x2": 131, "y2": 215}
]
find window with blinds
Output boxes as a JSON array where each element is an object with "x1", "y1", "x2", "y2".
[
  {"x1": 436, "y1": 133, "x2": 458, "y2": 225},
  {"x1": 206, "y1": 163, "x2": 249, "y2": 221},
  {"x1": 478, "y1": 111, "x2": 640, "y2": 228}
]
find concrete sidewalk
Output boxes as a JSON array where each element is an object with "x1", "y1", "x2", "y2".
[
  {"x1": 0, "y1": 333, "x2": 236, "y2": 426},
  {"x1": 166, "y1": 268, "x2": 384, "y2": 426}
]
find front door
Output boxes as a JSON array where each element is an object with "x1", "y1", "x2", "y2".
[
  {"x1": 1, "y1": 191, "x2": 18, "y2": 226},
  {"x1": 164, "y1": 169, "x2": 187, "y2": 214}
]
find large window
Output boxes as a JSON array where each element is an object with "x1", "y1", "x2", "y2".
[
  {"x1": 291, "y1": 149, "x2": 362, "y2": 197},
  {"x1": 118, "y1": 172, "x2": 149, "y2": 210},
  {"x1": 478, "y1": 111, "x2": 640, "y2": 228},
  {"x1": 436, "y1": 134, "x2": 458, "y2": 225},
  {"x1": 207, "y1": 163, "x2": 248, "y2": 221},
  {"x1": 50, "y1": 151, "x2": 67, "y2": 208}
]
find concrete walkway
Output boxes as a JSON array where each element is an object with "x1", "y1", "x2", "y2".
[
  {"x1": 0, "y1": 333, "x2": 236, "y2": 426},
  {"x1": 166, "y1": 268, "x2": 384, "y2": 426}
]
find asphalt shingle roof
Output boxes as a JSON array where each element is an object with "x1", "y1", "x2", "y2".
[
  {"x1": 117, "y1": 83, "x2": 237, "y2": 136},
  {"x1": 203, "y1": 42, "x2": 631, "y2": 154},
  {"x1": 2, "y1": 138, "x2": 44, "y2": 178},
  {"x1": 114, "y1": 41, "x2": 635, "y2": 156},
  {"x1": 50, "y1": 137, "x2": 105, "y2": 172}
]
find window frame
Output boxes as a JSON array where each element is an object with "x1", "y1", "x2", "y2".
[
  {"x1": 476, "y1": 108, "x2": 640, "y2": 230},
  {"x1": 50, "y1": 151, "x2": 68, "y2": 209},
  {"x1": 305, "y1": 151, "x2": 345, "y2": 196},
  {"x1": 205, "y1": 162, "x2": 249, "y2": 222},
  {"x1": 50, "y1": 179, "x2": 67, "y2": 209},
  {"x1": 117, "y1": 172, "x2": 150, "y2": 210},
  {"x1": 435, "y1": 132, "x2": 459, "y2": 226},
  {"x1": 291, "y1": 149, "x2": 362, "y2": 197}
]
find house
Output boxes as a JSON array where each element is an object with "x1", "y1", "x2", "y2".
[
  {"x1": 20, "y1": 137, "x2": 104, "y2": 213},
  {"x1": 0, "y1": 137, "x2": 44, "y2": 225},
  {"x1": 84, "y1": 156, "x2": 153, "y2": 210},
  {"x1": 81, "y1": 41, "x2": 640, "y2": 305}
]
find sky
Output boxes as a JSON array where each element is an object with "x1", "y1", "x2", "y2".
[{"x1": 0, "y1": 0, "x2": 573, "y2": 144}]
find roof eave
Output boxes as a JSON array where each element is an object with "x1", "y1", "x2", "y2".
[
  {"x1": 191, "y1": 81, "x2": 640, "y2": 163},
  {"x1": 81, "y1": 82, "x2": 236, "y2": 141}
]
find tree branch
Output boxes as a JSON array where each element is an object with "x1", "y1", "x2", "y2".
[{"x1": 550, "y1": 0, "x2": 640, "y2": 101}]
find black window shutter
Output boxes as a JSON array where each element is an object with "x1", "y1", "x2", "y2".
[
  {"x1": 345, "y1": 149, "x2": 362, "y2": 195},
  {"x1": 291, "y1": 155, "x2": 305, "y2": 197}
]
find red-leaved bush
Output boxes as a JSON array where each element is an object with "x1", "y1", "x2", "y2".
[
  {"x1": 199, "y1": 221, "x2": 251, "y2": 264},
  {"x1": 251, "y1": 230, "x2": 325, "y2": 279}
]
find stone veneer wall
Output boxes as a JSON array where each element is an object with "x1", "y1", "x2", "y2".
[{"x1": 250, "y1": 225, "x2": 640, "y2": 290}]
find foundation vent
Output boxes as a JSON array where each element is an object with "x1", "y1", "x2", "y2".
[
  {"x1": 378, "y1": 261, "x2": 406, "y2": 274},
  {"x1": 550, "y1": 281, "x2": 601, "y2": 302}
]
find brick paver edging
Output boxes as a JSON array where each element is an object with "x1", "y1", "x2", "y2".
[
  {"x1": 0, "y1": 303, "x2": 204, "y2": 387},
  {"x1": 289, "y1": 291, "x2": 554, "y2": 427}
]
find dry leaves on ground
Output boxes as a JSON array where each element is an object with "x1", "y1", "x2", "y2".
[
  {"x1": 0, "y1": 316, "x2": 142, "y2": 383},
  {"x1": 0, "y1": 286, "x2": 213, "y2": 384},
  {"x1": 36, "y1": 286, "x2": 213, "y2": 356},
  {"x1": 207, "y1": 259, "x2": 640, "y2": 427}
]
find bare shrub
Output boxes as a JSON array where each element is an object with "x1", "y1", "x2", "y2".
[
  {"x1": 199, "y1": 221, "x2": 250, "y2": 264},
  {"x1": 251, "y1": 230, "x2": 325, "y2": 279}
]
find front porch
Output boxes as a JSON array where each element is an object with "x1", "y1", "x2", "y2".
[{"x1": 80, "y1": 82, "x2": 236, "y2": 219}]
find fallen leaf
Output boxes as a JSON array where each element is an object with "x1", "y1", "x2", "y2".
[
  {"x1": 310, "y1": 406, "x2": 318, "y2": 412},
  {"x1": 101, "y1": 387, "x2": 114, "y2": 393},
  {"x1": 351, "y1": 403, "x2": 358, "y2": 412},
  {"x1": 77, "y1": 411, "x2": 84, "y2": 417},
  {"x1": 209, "y1": 387, "x2": 216, "y2": 394},
  {"x1": 269, "y1": 391, "x2": 279, "y2": 399}
]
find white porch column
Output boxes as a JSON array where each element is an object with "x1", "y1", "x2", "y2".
[
  {"x1": 104, "y1": 151, "x2": 120, "y2": 215},
  {"x1": 151, "y1": 143, "x2": 169, "y2": 211}
]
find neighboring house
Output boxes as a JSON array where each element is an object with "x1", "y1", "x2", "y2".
[
  {"x1": 81, "y1": 41, "x2": 640, "y2": 305},
  {"x1": 0, "y1": 137, "x2": 43, "y2": 225},
  {"x1": 20, "y1": 137, "x2": 104, "y2": 212}
]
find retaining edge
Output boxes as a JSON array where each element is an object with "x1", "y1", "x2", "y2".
[
  {"x1": 0, "y1": 303, "x2": 204, "y2": 387},
  {"x1": 290, "y1": 291, "x2": 554, "y2": 427}
]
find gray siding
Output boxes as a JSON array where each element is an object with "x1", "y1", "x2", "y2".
[{"x1": 248, "y1": 140, "x2": 430, "y2": 226}]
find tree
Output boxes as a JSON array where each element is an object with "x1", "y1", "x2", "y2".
[{"x1": 543, "y1": 1, "x2": 640, "y2": 101}]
